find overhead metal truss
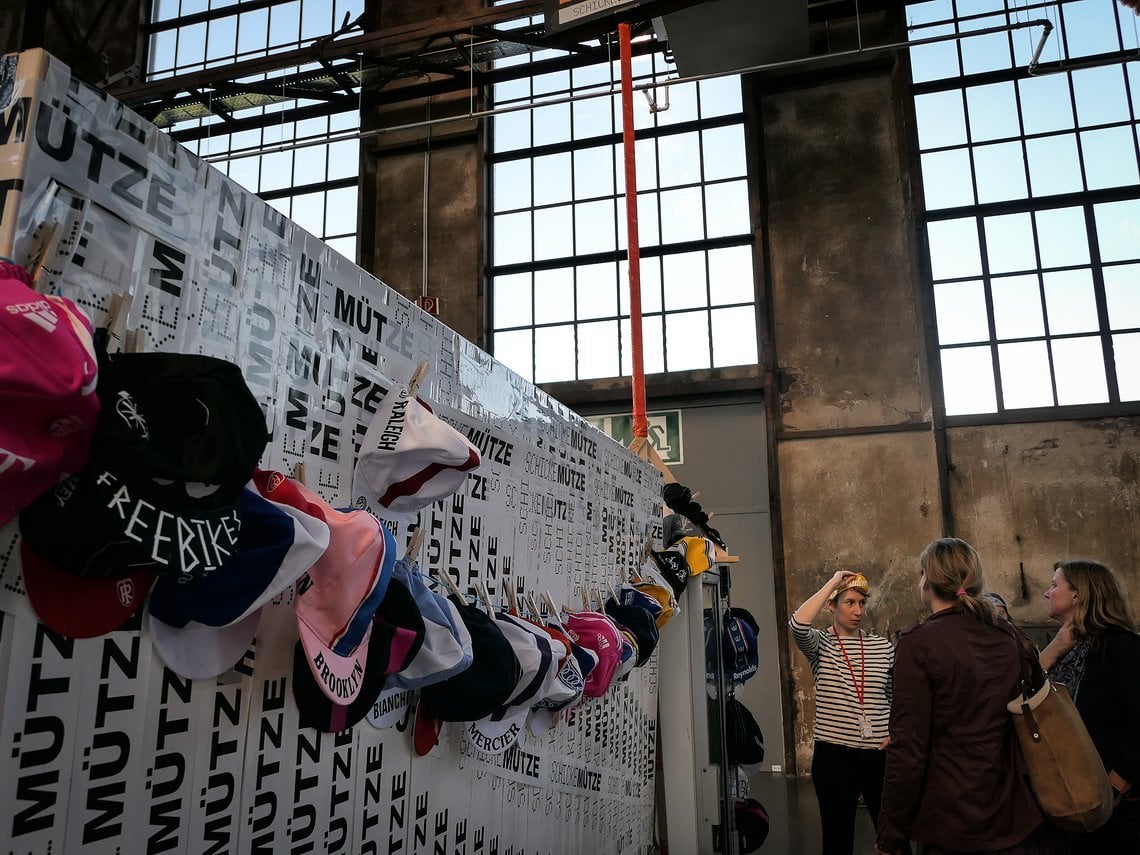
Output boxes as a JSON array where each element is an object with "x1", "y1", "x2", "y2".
[{"x1": 110, "y1": 0, "x2": 643, "y2": 143}]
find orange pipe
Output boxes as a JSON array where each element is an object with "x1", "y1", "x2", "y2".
[{"x1": 618, "y1": 22, "x2": 648, "y2": 439}]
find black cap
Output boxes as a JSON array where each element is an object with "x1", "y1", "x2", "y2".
[
  {"x1": 604, "y1": 598, "x2": 659, "y2": 666},
  {"x1": 650, "y1": 548, "x2": 690, "y2": 597},
  {"x1": 20, "y1": 352, "x2": 268, "y2": 580},
  {"x1": 419, "y1": 597, "x2": 520, "y2": 723}
]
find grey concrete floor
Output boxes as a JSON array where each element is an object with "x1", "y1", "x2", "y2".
[{"x1": 745, "y1": 772, "x2": 880, "y2": 855}]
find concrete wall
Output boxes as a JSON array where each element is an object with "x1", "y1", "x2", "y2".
[
  {"x1": 756, "y1": 56, "x2": 1140, "y2": 771},
  {"x1": 947, "y1": 420, "x2": 1140, "y2": 620},
  {"x1": 755, "y1": 61, "x2": 948, "y2": 771}
]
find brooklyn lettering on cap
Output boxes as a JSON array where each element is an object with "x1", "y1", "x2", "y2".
[
  {"x1": 99, "y1": 470, "x2": 240, "y2": 575},
  {"x1": 311, "y1": 651, "x2": 364, "y2": 700},
  {"x1": 373, "y1": 393, "x2": 411, "y2": 452}
]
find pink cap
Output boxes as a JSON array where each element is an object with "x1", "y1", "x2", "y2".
[
  {"x1": 564, "y1": 611, "x2": 623, "y2": 698},
  {"x1": 258, "y1": 472, "x2": 397, "y2": 704},
  {"x1": 0, "y1": 262, "x2": 100, "y2": 527}
]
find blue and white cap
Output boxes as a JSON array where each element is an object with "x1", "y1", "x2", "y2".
[{"x1": 147, "y1": 481, "x2": 329, "y2": 679}]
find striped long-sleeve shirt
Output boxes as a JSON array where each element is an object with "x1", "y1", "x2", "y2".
[{"x1": 789, "y1": 616, "x2": 894, "y2": 748}]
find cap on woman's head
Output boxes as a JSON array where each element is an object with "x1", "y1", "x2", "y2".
[{"x1": 828, "y1": 572, "x2": 871, "y2": 603}]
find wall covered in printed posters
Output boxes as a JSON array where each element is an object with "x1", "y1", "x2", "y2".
[{"x1": 0, "y1": 49, "x2": 662, "y2": 855}]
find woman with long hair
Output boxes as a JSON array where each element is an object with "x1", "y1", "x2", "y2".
[
  {"x1": 876, "y1": 538, "x2": 1052, "y2": 855},
  {"x1": 1040, "y1": 559, "x2": 1140, "y2": 852}
]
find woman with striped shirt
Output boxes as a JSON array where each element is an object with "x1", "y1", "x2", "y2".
[{"x1": 790, "y1": 570, "x2": 895, "y2": 855}]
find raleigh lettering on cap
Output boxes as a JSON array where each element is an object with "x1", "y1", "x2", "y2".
[
  {"x1": 98, "y1": 470, "x2": 240, "y2": 576},
  {"x1": 374, "y1": 394, "x2": 410, "y2": 452}
]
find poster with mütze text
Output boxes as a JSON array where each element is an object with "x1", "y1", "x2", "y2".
[{"x1": 0, "y1": 47, "x2": 661, "y2": 853}]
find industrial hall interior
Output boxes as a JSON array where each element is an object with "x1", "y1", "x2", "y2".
[{"x1": 0, "y1": 0, "x2": 1138, "y2": 853}]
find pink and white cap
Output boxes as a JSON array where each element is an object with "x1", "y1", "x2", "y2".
[
  {"x1": 0, "y1": 261, "x2": 100, "y2": 527},
  {"x1": 352, "y1": 384, "x2": 480, "y2": 520},
  {"x1": 274, "y1": 475, "x2": 397, "y2": 704},
  {"x1": 564, "y1": 611, "x2": 623, "y2": 699}
]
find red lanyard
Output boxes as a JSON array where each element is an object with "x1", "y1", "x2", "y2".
[{"x1": 831, "y1": 626, "x2": 865, "y2": 708}]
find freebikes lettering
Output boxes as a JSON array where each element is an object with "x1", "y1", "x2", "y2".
[
  {"x1": 310, "y1": 652, "x2": 363, "y2": 700},
  {"x1": 96, "y1": 471, "x2": 240, "y2": 576}
]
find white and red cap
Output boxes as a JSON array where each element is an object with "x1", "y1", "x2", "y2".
[
  {"x1": 271, "y1": 475, "x2": 397, "y2": 704},
  {"x1": 0, "y1": 261, "x2": 99, "y2": 527},
  {"x1": 564, "y1": 611, "x2": 623, "y2": 699},
  {"x1": 352, "y1": 384, "x2": 480, "y2": 520}
]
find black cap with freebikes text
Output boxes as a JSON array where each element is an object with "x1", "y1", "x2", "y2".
[{"x1": 19, "y1": 351, "x2": 268, "y2": 581}]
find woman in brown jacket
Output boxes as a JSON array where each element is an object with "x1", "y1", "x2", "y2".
[{"x1": 875, "y1": 538, "x2": 1054, "y2": 855}]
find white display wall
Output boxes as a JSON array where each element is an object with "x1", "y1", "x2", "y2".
[{"x1": 0, "y1": 49, "x2": 662, "y2": 855}]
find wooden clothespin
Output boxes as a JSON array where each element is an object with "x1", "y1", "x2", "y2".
[
  {"x1": 407, "y1": 360, "x2": 429, "y2": 398},
  {"x1": 543, "y1": 591, "x2": 568, "y2": 633},
  {"x1": 433, "y1": 568, "x2": 464, "y2": 600},
  {"x1": 579, "y1": 586, "x2": 590, "y2": 611},
  {"x1": 607, "y1": 582, "x2": 620, "y2": 604},
  {"x1": 476, "y1": 580, "x2": 497, "y2": 616},
  {"x1": 292, "y1": 461, "x2": 308, "y2": 487},
  {"x1": 103, "y1": 292, "x2": 133, "y2": 354},
  {"x1": 525, "y1": 593, "x2": 542, "y2": 620},
  {"x1": 404, "y1": 527, "x2": 426, "y2": 561},
  {"x1": 25, "y1": 223, "x2": 58, "y2": 288}
]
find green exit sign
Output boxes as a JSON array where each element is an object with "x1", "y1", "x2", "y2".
[{"x1": 588, "y1": 410, "x2": 684, "y2": 465}]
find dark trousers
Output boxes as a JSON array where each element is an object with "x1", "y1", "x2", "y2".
[
  {"x1": 811, "y1": 740, "x2": 886, "y2": 855},
  {"x1": 1069, "y1": 798, "x2": 1140, "y2": 854}
]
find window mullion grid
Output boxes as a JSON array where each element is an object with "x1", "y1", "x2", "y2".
[
  {"x1": 973, "y1": 215, "x2": 1006, "y2": 412},
  {"x1": 1066, "y1": 70, "x2": 1092, "y2": 194},
  {"x1": 696, "y1": 126, "x2": 714, "y2": 370},
  {"x1": 1083, "y1": 203, "x2": 1121, "y2": 403},
  {"x1": 1025, "y1": 210, "x2": 1059, "y2": 407}
]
